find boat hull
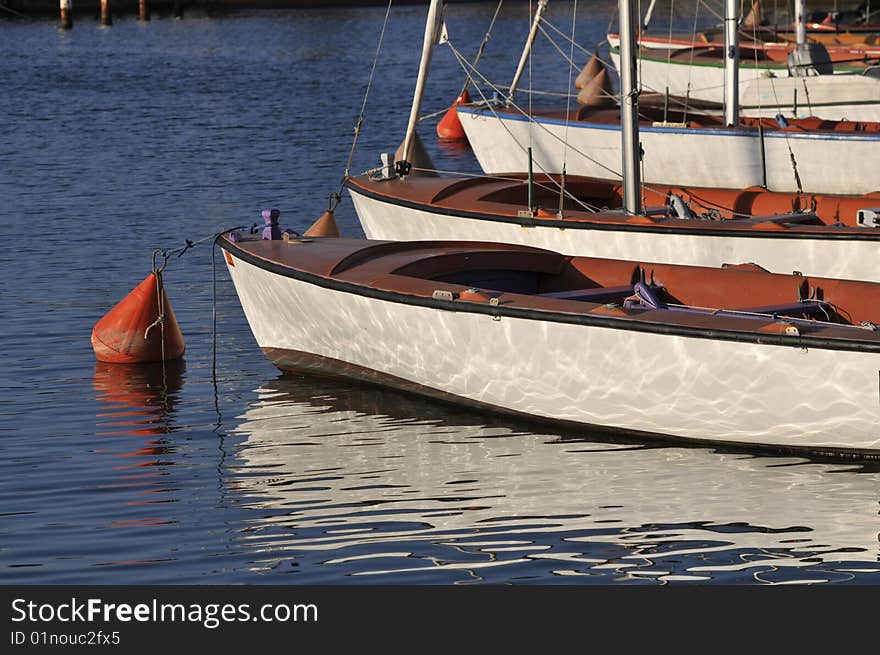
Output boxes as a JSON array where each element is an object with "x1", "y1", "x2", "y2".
[
  {"x1": 609, "y1": 50, "x2": 880, "y2": 122},
  {"x1": 349, "y1": 185, "x2": 880, "y2": 282},
  {"x1": 457, "y1": 106, "x2": 880, "y2": 195},
  {"x1": 222, "y1": 247, "x2": 880, "y2": 455}
]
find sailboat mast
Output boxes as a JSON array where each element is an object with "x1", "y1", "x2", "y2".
[
  {"x1": 401, "y1": 0, "x2": 444, "y2": 166},
  {"x1": 795, "y1": 0, "x2": 807, "y2": 46},
  {"x1": 723, "y1": 0, "x2": 740, "y2": 126},
  {"x1": 618, "y1": 0, "x2": 642, "y2": 214},
  {"x1": 642, "y1": 0, "x2": 658, "y2": 30},
  {"x1": 508, "y1": 0, "x2": 549, "y2": 105}
]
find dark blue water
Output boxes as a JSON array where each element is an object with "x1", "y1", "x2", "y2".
[{"x1": 1, "y1": 4, "x2": 879, "y2": 585}]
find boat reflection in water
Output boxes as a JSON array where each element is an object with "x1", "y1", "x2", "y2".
[{"x1": 229, "y1": 374, "x2": 880, "y2": 584}]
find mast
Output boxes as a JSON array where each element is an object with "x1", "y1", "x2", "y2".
[
  {"x1": 508, "y1": 0, "x2": 549, "y2": 105},
  {"x1": 795, "y1": 0, "x2": 806, "y2": 46},
  {"x1": 618, "y1": 0, "x2": 641, "y2": 214},
  {"x1": 401, "y1": 0, "x2": 444, "y2": 166},
  {"x1": 642, "y1": 0, "x2": 658, "y2": 30},
  {"x1": 723, "y1": 0, "x2": 740, "y2": 126}
]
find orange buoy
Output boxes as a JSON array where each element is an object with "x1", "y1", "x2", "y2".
[
  {"x1": 91, "y1": 273, "x2": 185, "y2": 364},
  {"x1": 304, "y1": 210, "x2": 341, "y2": 238},
  {"x1": 436, "y1": 89, "x2": 470, "y2": 141}
]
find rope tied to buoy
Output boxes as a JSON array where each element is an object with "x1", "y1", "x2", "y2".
[
  {"x1": 92, "y1": 224, "x2": 248, "y2": 367},
  {"x1": 143, "y1": 248, "x2": 170, "y2": 345}
]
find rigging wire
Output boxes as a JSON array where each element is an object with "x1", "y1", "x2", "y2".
[
  {"x1": 439, "y1": 1, "x2": 810, "y2": 218},
  {"x1": 753, "y1": 9, "x2": 804, "y2": 195},
  {"x1": 528, "y1": 0, "x2": 534, "y2": 178},
  {"x1": 444, "y1": 38, "x2": 621, "y2": 178},
  {"x1": 560, "y1": 0, "x2": 579, "y2": 215},
  {"x1": 683, "y1": 0, "x2": 703, "y2": 122},
  {"x1": 458, "y1": 0, "x2": 505, "y2": 98},
  {"x1": 540, "y1": 14, "x2": 610, "y2": 62},
  {"x1": 443, "y1": 36, "x2": 711, "y2": 214},
  {"x1": 666, "y1": 0, "x2": 675, "y2": 98},
  {"x1": 749, "y1": 6, "x2": 770, "y2": 188},
  {"x1": 697, "y1": 0, "x2": 725, "y2": 23},
  {"x1": 637, "y1": 0, "x2": 646, "y2": 208},
  {"x1": 534, "y1": 22, "x2": 616, "y2": 104},
  {"x1": 336, "y1": 0, "x2": 394, "y2": 209},
  {"x1": 0, "y1": 3, "x2": 30, "y2": 18}
]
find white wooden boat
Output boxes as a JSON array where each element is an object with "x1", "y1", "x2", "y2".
[
  {"x1": 346, "y1": 173, "x2": 880, "y2": 281},
  {"x1": 219, "y1": 0, "x2": 880, "y2": 461},
  {"x1": 350, "y1": 0, "x2": 880, "y2": 282},
  {"x1": 607, "y1": 46, "x2": 880, "y2": 122},
  {"x1": 458, "y1": 0, "x2": 880, "y2": 194},
  {"x1": 219, "y1": 232, "x2": 880, "y2": 456},
  {"x1": 456, "y1": 103, "x2": 880, "y2": 194},
  {"x1": 605, "y1": 31, "x2": 880, "y2": 63}
]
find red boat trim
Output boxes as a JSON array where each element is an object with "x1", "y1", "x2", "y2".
[
  {"x1": 344, "y1": 178, "x2": 880, "y2": 242},
  {"x1": 263, "y1": 345, "x2": 880, "y2": 460},
  {"x1": 218, "y1": 235, "x2": 880, "y2": 354}
]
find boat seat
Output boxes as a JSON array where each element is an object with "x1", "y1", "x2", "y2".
[{"x1": 538, "y1": 285, "x2": 635, "y2": 302}]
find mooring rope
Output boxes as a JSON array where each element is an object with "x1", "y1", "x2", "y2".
[
  {"x1": 144, "y1": 229, "x2": 243, "y2": 431},
  {"x1": 143, "y1": 248, "x2": 170, "y2": 343},
  {"x1": 211, "y1": 243, "x2": 223, "y2": 431}
]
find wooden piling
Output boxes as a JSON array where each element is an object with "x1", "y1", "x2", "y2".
[
  {"x1": 100, "y1": 0, "x2": 111, "y2": 26},
  {"x1": 138, "y1": 0, "x2": 149, "y2": 21},
  {"x1": 59, "y1": 0, "x2": 72, "y2": 29}
]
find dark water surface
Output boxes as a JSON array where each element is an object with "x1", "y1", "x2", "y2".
[{"x1": 1, "y1": 4, "x2": 879, "y2": 584}]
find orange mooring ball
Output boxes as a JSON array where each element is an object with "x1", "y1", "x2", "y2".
[
  {"x1": 436, "y1": 89, "x2": 470, "y2": 140},
  {"x1": 91, "y1": 273, "x2": 185, "y2": 364}
]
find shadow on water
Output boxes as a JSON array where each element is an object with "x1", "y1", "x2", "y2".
[{"x1": 223, "y1": 373, "x2": 880, "y2": 584}]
